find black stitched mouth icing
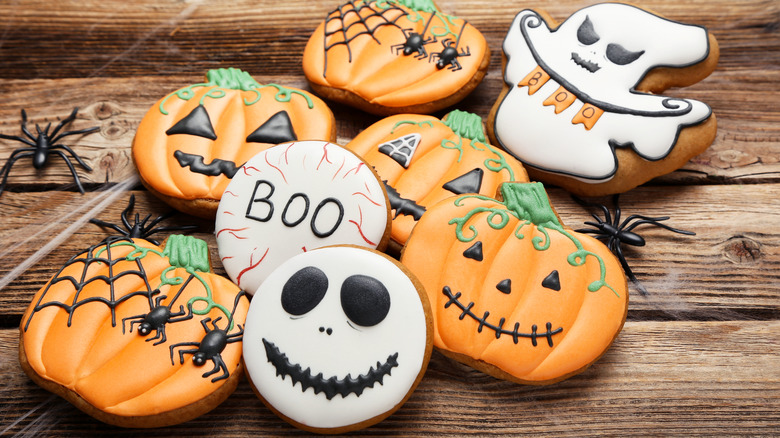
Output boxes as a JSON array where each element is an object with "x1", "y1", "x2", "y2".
[
  {"x1": 262, "y1": 338, "x2": 399, "y2": 400},
  {"x1": 571, "y1": 52, "x2": 600, "y2": 73},
  {"x1": 442, "y1": 286, "x2": 563, "y2": 347}
]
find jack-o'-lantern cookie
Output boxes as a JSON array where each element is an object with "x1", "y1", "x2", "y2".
[
  {"x1": 19, "y1": 235, "x2": 249, "y2": 427},
  {"x1": 303, "y1": 0, "x2": 489, "y2": 115},
  {"x1": 487, "y1": 3, "x2": 719, "y2": 196},
  {"x1": 401, "y1": 182, "x2": 628, "y2": 384},
  {"x1": 346, "y1": 109, "x2": 528, "y2": 251},
  {"x1": 133, "y1": 68, "x2": 336, "y2": 218},
  {"x1": 215, "y1": 141, "x2": 391, "y2": 294},
  {"x1": 242, "y1": 245, "x2": 432, "y2": 433}
]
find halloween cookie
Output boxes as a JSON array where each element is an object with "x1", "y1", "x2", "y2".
[
  {"x1": 345, "y1": 109, "x2": 528, "y2": 251},
  {"x1": 242, "y1": 245, "x2": 432, "y2": 433},
  {"x1": 400, "y1": 182, "x2": 628, "y2": 384},
  {"x1": 487, "y1": 3, "x2": 719, "y2": 196},
  {"x1": 19, "y1": 235, "x2": 249, "y2": 428},
  {"x1": 303, "y1": 0, "x2": 489, "y2": 115},
  {"x1": 133, "y1": 68, "x2": 336, "y2": 218},
  {"x1": 215, "y1": 141, "x2": 391, "y2": 294}
]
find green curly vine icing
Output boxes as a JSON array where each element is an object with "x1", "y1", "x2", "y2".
[
  {"x1": 158, "y1": 68, "x2": 314, "y2": 115},
  {"x1": 99, "y1": 236, "x2": 237, "y2": 328},
  {"x1": 374, "y1": 0, "x2": 462, "y2": 40},
  {"x1": 448, "y1": 183, "x2": 619, "y2": 297}
]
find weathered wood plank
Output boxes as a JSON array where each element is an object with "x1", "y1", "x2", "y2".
[
  {"x1": 0, "y1": 0, "x2": 776, "y2": 78},
  {"x1": 1, "y1": 185, "x2": 778, "y2": 321},
  {"x1": 1, "y1": 321, "x2": 778, "y2": 435}
]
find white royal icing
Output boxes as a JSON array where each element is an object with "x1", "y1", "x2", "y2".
[
  {"x1": 242, "y1": 246, "x2": 429, "y2": 430},
  {"x1": 215, "y1": 141, "x2": 389, "y2": 294},
  {"x1": 493, "y1": 3, "x2": 713, "y2": 181}
]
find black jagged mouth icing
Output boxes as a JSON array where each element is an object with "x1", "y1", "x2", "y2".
[
  {"x1": 262, "y1": 338, "x2": 399, "y2": 400},
  {"x1": 442, "y1": 286, "x2": 563, "y2": 347},
  {"x1": 571, "y1": 52, "x2": 601, "y2": 73}
]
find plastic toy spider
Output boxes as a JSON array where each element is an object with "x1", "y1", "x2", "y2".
[
  {"x1": 122, "y1": 290, "x2": 193, "y2": 346},
  {"x1": 573, "y1": 194, "x2": 695, "y2": 295},
  {"x1": 0, "y1": 107, "x2": 98, "y2": 195},
  {"x1": 90, "y1": 194, "x2": 197, "y2": 245},
  {"x1": 170, "y1": 316, "x2": 245, "y2": 382}
]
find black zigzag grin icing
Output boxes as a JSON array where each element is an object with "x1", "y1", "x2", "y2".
[
  {"x1": 571, "y1": 52, "x2": 600, "y2": 73},
  {"x1": 442, "y1": 286, "x2": 563, "y2": 347},
  {"x1": 262, "y1": 338, "x2": 399, "y2": 400}
]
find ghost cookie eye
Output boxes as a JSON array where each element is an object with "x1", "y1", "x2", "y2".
[
  {"x1": 281, "y1": 266, "x2": 329, "y2": 316},
  {"x1": 341, "y1": 274, "x2": 391, "y2": 327}
]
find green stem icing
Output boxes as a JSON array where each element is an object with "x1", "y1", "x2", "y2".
[
  {"x1": 447, "y1": 183, "x2": 619, "y2": 297},
  {"x1": 159, "y1": 68, "x2": 314, "y2": 115},
  {"x1": 442, "y1": 110, "x2": 486, "y2": 143},
  {"x1": 374, "y1": 0, "x2": 460, "y2": 39},
  {"x1": 393, "y1": 0, "x2": 438, "y2": 12},
  {"x1": 162, "y1": 235, "x2": 210, "y2": 273}
]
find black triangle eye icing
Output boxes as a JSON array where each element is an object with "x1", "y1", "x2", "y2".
[
  {"x1": 166, "y1": 104, "x2": 217, "y2": 140},
  {"x1": 577, "y1": 16, "x2": 600, "y2": 45},
  {"x1": 341, "y1": 275, "x2": 390, "y2": 327},
  {"x1": 606, "y1": 43, "x2": 645, "y2": 65},
  {"x1": 281, "y1": 266, "x2": 329, "y2": 316},
  {"x1": 542, "y1": 270, "x2": 561, "y2": 291},
  {"x1": 246, "y1": 110, "x2": 298, "y2": 144}
]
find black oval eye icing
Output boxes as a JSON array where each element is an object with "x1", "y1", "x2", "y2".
[
  {"x1": 576, "y1": 16, "x2": 600, "y2": 46},
  {"x1": 281, "y1": 266, "x2": 329, "y2": 316},
  {"x1": 340, "y1": 275, "x2": 391, "y2": 327},
  {"x1": 606, "y1": 43, "x2": 645, "y2": 65}
]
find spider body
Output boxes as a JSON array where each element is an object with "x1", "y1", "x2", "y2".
[
  {"x1": 170, "y1": 316, "x2": 244, "y2": 382},
  {"x1": 429, "y1": 37, "x2": 471, "y2": 71},
  {"x1": 123, "y1": 293, "x2": 192, "y2": 346},
  {"x1": 0, "y1": 108, "x2": 98, "y2": 195},
  {"x1": 392, "y1": 30, "x2": 435, "y2": 58},
  {"x1": 574, "y1": 194, "x2": 695, "y2": 295},
  {"x1": 90, "y1": 194, "x2": 197, "y2": 245}
]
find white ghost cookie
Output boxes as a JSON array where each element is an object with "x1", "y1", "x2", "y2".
[
  {"x1": 488, "y1": 3, "x2": 719, "y2": 196},
  {"x1": 242, "y1": 245, "x2": 432, "y2": 433}
]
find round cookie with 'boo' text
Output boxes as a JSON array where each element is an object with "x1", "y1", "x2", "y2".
[
  {"x1": 242, "y1": 246, "x2": 432, "y2": 433},
  {"x1": 215, "y1": 141, "x2": 391, "y2": 294}
]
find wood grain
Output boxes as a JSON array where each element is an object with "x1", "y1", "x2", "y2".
[
  {"x1": 2, "y1": 321, "x2": 778, "y2": 436},
  {"x1": 0, "y1": 0, "x2": 778, "y2": 435}
]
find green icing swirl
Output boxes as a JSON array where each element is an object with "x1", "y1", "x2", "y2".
[
  {"x1": 97, "y1": 236, "x2": 237, "y2": 328},
  {"x1": 158, "y1": 68, "x2": 314, "y2": 115},
  {"x1": 375, "y1": 0, "x2": 460, "y2": 39},
  {"x1": 447, "y1": 183, "x2": 619, "y2": 297}
]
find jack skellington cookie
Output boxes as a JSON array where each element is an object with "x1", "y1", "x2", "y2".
[
  {"x1": 215, "y1": 141, "x2": 391, "y2": 294},
  {"x1": 487, "y1": 3, "x2": 719, "y2": 196},
  {"x1": 242, "y1": 245, "x2": 432, "y2": 433},
  {"x1": 303, "y1": 0, "x2": 489, "y2": 115}
]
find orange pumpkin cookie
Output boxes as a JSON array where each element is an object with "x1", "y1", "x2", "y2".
[
  {"x1": 19, "y1": 235, "x2": 249, "y2": 428},
  {"x1": 132, "y1": 68, "x2": 336, "y2": 218},
  {"x1": 303, "y1": 0, "x2": 490, "y2": 115},
  {"x1": 400, "y1": 182, "x2": 628, "y2": 384},
  {"x1": 345, "y1": 109, "x2": 528, "y2": 251}
]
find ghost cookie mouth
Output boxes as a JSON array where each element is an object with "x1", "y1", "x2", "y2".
[
  {"x1": 571, "y1": 52, "x2": 600, "y2": 73},
  {"x1": 442, "y1": 286, "x2": 563, "y2": 347},
  {"x1": 262, "y1": 338, "x2": 399, "y2": 400}
]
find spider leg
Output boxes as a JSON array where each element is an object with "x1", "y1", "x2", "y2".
[
  {"x1": 225, "y1": 326, "x2": 245, "y2": 343},
  {"x1": 149, "y1": 327, "x2": 168, "y2": 346},
  {"x1": 122, "y1": 315, "x2": 144, "y2": 334},
  {"x1": 614, "y1": 243, "x2": 648, "y2": 296},
  {"x1": 49, "y1": 126, "x2": 99, "y2": 144},
  {"x1": 120, "y1": 194, "x2": 136, "y2": 230},
  {"x1": 51, "y1": 149, "x2": 88, "y2": 194},
  {"x1": 202, "y1": 356, "x2": 222, "y2": 377},
  {"x1": 624, "y1": 217, "x2": 695, "y2": 235},
  {"x1": 169, "y1": 306, "x2": 192, "y2": 323},
  {"x1": 169, "y1": 343, "x2": 199, "y2": 365},
  {"x1": 48, "y1": 107, "x2": 79, "y2": 139},
  {"x1": 611, "y1": 194, "x2": 621, "y2": 227},
  {"x1": 0, "y1": 133, "x2": 36, "y2": 147},
  {"x1": 49, "y1": 144, "x2": 92, "y2": 170},
  {"x1": 178, "y1": 348, "x2": 200, "y2": 365},
  {"x1": 0, "y1": 151, "x2": 35, "y2": 195},
  {"x1": 20, "y1": 110, "x2": 37, "y2": 141},
  {"x1": 572, "y1": 195, "x2": 612, "y2": 224},
  {"x1": 204, "y1": 356, "x2": 230, "y2": 382},
  {"x1": 88, "y1": 218, "x2": 128, "y2": 236},
  {"x1": 209, "y1": 317, "x2": 223, "y2": 331},
  {"x1": 619, "y1": 214, "x2": 669, "y2": 230}
]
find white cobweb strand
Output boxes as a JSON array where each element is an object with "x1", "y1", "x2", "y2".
[{"x1": 0, "y1": 175, "x2": 139, "y2": 291}]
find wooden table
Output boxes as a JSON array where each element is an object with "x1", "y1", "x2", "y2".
[{"x1": 1, "y1": 0, "x2": 778, "y2": 435}]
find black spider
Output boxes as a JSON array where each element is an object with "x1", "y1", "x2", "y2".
[
  {"x1": 169, "y1": 316, "x2": 244, "y2": 382},
  {"x1": 573, "y1": 194, "x2": 695, "y2": 296},
  {"x1": 122, "y1": 289, "x2": 193, "y2": 346},
  {"x1": 429, "y1": 37, "x2": 471, "y2": 71},
  {"x1": 90, "y1": 194, "x2": 197, "y2": 245},
  {"x1": 0, "y1": 107, "x2": 98, "y2": 195},
  {"x1": 391, "y1": 11, "x2": 437, "y2": 59}
]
